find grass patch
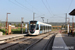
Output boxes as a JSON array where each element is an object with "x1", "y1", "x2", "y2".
[
  {"x1": 12, "y1": 28, "x2": 21, "y2": 34},
  {"x1": 0, "y1": 28, "x2": 26, "y2": 35},
  {"x1": 52, "y1": 29, "x2": 57, "y2": 31},
  {"x1": 0, "y1": 29, "x2": 6, "y2": 35},
  {"x1": 11, "y1": 28, "x2": 25, "y2": 34}
]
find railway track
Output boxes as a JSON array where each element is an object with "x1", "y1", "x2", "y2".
[
  {"x1": 25, "y1": 33, "x2": 56, "y2": 50},
  {"x1": 43, "y1": 33, "x2": 56, "y2": 50},
  {"x1": 0, "y1": 37, "x2": 32, "y2": 50},
  {"x1": 0, "y1": 32, "x2": 52, "y2": 50}
]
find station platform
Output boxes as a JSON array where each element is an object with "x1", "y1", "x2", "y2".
[
  {"x1": 0, "y1": 34, "x2": 26, "y2": 40},
  {"x1": 52, "y1": 34, "x2": 69, "y2": 50},
  {"x1": 0, "y1": 34, "x2": 26, "y2": 44}
]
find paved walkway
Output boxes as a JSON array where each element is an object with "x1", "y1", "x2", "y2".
[
  {"x1": 62, "y1": 34, "x2": 75, "y2": 50},
  {"x1": 52, "y1": 34, "x2": 69, "y2": 50}
]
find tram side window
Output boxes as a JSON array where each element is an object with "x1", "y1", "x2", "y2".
[
  {"x1": 36, "y1": 24, "x2": 39, "y2": 30},
  {"x1": 49, "y1": 26, "x2": 50, "y2": 29},
  {"x1": 46, "y1": 26, "x2": 47, "y2": 29},
  {"x1": 45, "y1": 26, "x2": 47, "y2": 30},
  {"x1": 50, "y1": 27, "x2": 51, "y2": 29},
  {"x1": 49, "y1": 26, "x2": 50, "y2": 30},
  {"x1": 44, "y1": 26, "x2": 45, "y2": 30},
  {"x1": 45, "y1": 26, "x2": 46, "y2": 30},
  {"x1": 42, "y1": 26, "x2": 43, "y2": 30},
  {"x1": 40, "y1": 25, "x2": 42, "y2": 30},
  {"x1": 48, "y1": 26, "x2": 49, "y2": 30},
  {"x1": 47, "y1": 26, "x2": 49, "y2": 29},
  {"x1": 40, "y1": 25, "x2": 42, "y2": 31},
  {"x1": 42, "y1": 26, "x2": 44, "y2": 30},
  {"x1": 40, "y1": 25, "x2": 46, "y2": 30},
  {"x1": 46, "y1": 26, "x2": 47, "y2": 30},
  {"x1": 47, "y1": 26, "x2": 48, "y2": 30}
]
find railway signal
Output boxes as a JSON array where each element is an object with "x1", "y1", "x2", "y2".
[{"x1": 21, "y1": 17, "x2": 24, "y2": 34}]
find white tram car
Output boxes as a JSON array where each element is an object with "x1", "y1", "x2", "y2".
[{"x1": 28, "y1": 21, "x2": 52, "y2": 35}]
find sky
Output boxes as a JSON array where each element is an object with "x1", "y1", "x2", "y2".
[{"x1": 0, "y1": 0, "x2": 75, "y2": 22}]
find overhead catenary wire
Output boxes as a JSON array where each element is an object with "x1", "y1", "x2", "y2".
[
  {"x1": 9, "y1": 0, "x2": 33, "y2": 13},
  {"x1": 42, "y1": 0, "x2": 52, "y2": 16},
  {"x1": 15, "y1": 0, "x2": 33, "y2": 12},
  {"x1": 25, "y1": 0, "x2": 42, "y2": 13},
  {"x1": 8, "y1": 0, "x2": 26, "y2": 10},
  {"x1": 50, "y1": 17, "x2": 65, "y2": 18},
  {"x1": 9, "y1": 0, "x2": 45, "y2": 20},
  {"x1": 46, "y1": 0, "x2": 64, "y2": 18},
  {"x1": 15, "y1": 0, "x2": 45, "y2": 20},
  {"x1": 15, "y1": 0, "x2": 45, "y2": 16},
  {"x1": 43, "y1": 0, "x2": 65, "y2": 23},
  {"x1": 25, "y1": 0, "x2": 45, "y2": 18},
  {"x1": 35, "y1": 14, "x2": 45, "y2": 18},
  {"x1": 67, "y1": 0, "x2": 73, "y2": 13},
  {"x1": 46, "y1": 0, "x2": 54, "y2": 15}
]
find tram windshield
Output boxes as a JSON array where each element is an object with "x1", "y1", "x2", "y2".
[
  {"x1": 29, "y1": 21, "x2": 37, "y2": 30},
  {"x1": 30, "y1": 24, "x2": 36, "y2": 30}
]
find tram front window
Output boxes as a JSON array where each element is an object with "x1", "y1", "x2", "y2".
[
  {"x1": 29, "y1": 21, "x2": 37, "y2": 33},
  {"x1": 30, "y1": 24, "x2": 36, "y2": 30}
]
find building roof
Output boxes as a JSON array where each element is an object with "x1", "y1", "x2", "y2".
[{"x1": 69, "y1": 9, "x2": 75, "y2": 16}]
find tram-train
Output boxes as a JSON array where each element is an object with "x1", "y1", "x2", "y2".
[{"x1": 28, "y1": 21, "x2": 52, "y2": 35}]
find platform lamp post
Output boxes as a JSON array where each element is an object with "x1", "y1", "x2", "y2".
[
  {"x1": 67, "y1": 18, "x2": 70, "y2": 33},
  {"x1": 72, "y1": 16, "x2": 74, "y2": 36},
  {"x1": 6, "y1": 13, "x2": 11, "y2": 35}
]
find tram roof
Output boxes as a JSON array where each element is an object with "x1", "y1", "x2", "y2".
[
  {"x1": 38, "y1": 21, "x2": 52, "y2": 26},
  {"x1": 29, "y1": 20, "x2": 52, "y2": 26}
]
